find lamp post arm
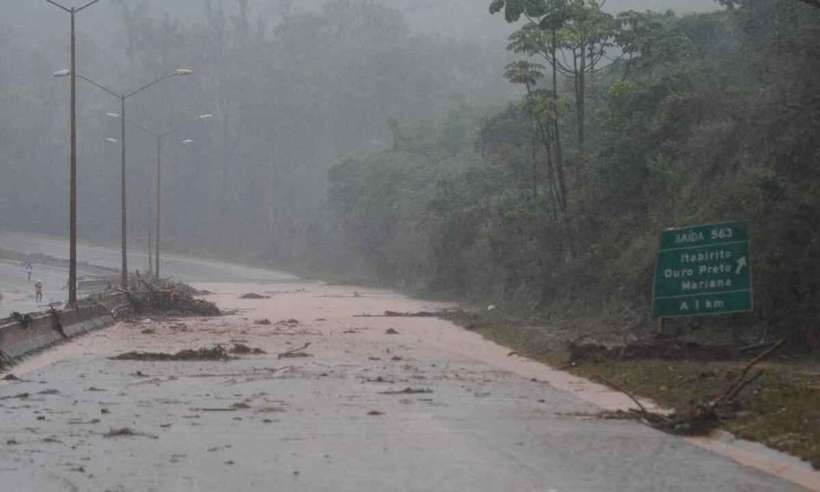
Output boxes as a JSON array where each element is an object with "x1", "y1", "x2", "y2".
[
  {"x1": 76, "y1": 0, "x2": 102, "y2": 12},
  {"x1": 44, "y1": 0, "x2": 71, "y2": 12},
  {"x1": 125, "y1": 72, "x2": 179, "y2": 99},
  {"x1": 76, "y1": 74, "x2": 121, "y2": 99}
]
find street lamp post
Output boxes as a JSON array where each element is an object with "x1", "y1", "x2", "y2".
[
  {"x1": 129, "y1": 115, "x2": 211, "y2": 279},
  {"x1": 54, "y1": 69, "x2": 193, "y2": 289},
  {"x1": 155, "y1": 133, "x2": 163, "y2": 279},
  {"x1": 45, "y1": 0, "x2": 102, "y2": 307}
]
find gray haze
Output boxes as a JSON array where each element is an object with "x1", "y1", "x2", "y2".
[{"x1": 0, "y1": 0, "x2": 718, "y2": 261}]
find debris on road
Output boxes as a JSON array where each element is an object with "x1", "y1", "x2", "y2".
[
  {"x1": 363, "y1": 376, "x2": 394, "y2": 384},
  {"x1": 230, "y1": 343, "x2": 266, "y2": 355},
  {"x1": 239, "y1": 293, "x2": 270, "y2": 300},
  {"x1": 103, "y1": 427, "x2": 158, "y2": 439},
  {"x1": 385, "y1": 328, "x2": 399, "y2": 335},
  {"x1": 111, "y1": 346, "x2": 234, "y2": 362},
  {"x1": 367, "y1": 410, "x2": 385, "y2": 416},
  {"x1": 379, "y1": 388, "x2": 433, "y2": 395},
  {"x1": 0, "y1": 392, "x2": 30, "y2": 400},
  {"x1": 254, "y1": 318, "x2": 272, "y2": 325},
  {"x1": 124, "y1": 277, "x2": 220, "y2": 317},
  {"x1": 356, "y1": 310, "x2": 438, "y2": 318},
  {"x1": 191, "y1": 407, "x2": 242, "y2": 412},
  {"x1": 277, "y1": 342, "x2": 312, "y2": 359},
  {"x1": 257, "y1": 406, "x2": 286, "y2": 414}
]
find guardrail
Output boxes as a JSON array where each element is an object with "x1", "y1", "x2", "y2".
[{"x1": 0, "y1": 295, "x2": 123, "y2": 366}]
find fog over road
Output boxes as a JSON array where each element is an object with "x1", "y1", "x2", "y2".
[
  {"x1": 0, "y1": 231, "x2": 294, "y2": 317},
  {"x1": 0, "y1": 275, "x2": 812, "y2": 491},
  {"x1": 0, "y1": 231, "x2": 295, "y2": 284}
]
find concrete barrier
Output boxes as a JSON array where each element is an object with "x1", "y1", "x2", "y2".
[{"x1": 0, "y1": 303, "x2": 114, "y2": 364}]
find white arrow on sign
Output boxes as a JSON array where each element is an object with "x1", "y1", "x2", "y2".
[{"x1": 735, "y1": 257, "x2": 748, "y2": 275}]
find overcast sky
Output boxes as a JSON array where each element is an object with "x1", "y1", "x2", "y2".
[{"x1": 7, "y1": 0, "x2": 720, "y2": 42}]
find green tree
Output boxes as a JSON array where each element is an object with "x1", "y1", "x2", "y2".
[
  {"x1": 493, "y1": 0, "x2": 615, "y2": 150},
  {"x1": 503, "y1": 61, "x2": 563, "y2": 214}
]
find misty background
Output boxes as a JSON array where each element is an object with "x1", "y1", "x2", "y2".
[{"x1": 1, "y1": 0, "x2": 715, "y2": 263}]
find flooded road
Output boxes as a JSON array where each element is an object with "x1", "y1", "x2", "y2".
[{"x1": 1, "y1": 279, "x2": 813, "y2": 491}]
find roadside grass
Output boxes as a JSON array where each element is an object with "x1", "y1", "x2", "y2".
[{"x1": 462, "y1": 316, "x2": 820, "y2": 469}]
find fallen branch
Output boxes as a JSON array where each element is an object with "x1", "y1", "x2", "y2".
[
  {"x1": 593, "y1": 339, "x2": 785, "y2": 436},
  {"x1": 712, "y1": 339, "x2": 784, "y2": 408}
]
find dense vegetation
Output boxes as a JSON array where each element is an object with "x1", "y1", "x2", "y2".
[{"x1": 306, "y1": 0, "x2": 820, "y2": 348}]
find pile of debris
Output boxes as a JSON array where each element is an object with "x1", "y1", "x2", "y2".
[
  {"x1": 597, "y1": 340, "x2": 785, "y2": 436},
  {"x1": 112, "y1": 345, "x2": 233, "y2": 361},
  {"x1": 120, "y1": 275, "x2": 220, "y2": 317}
]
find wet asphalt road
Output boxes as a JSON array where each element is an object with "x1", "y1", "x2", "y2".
[{"x1": 0, "y1": 279, "x2": 807, "y2": 492}]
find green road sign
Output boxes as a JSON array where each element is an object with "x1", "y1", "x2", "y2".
[{"x1": 653, "y1": 222, "x2": 752, "y2": 318}]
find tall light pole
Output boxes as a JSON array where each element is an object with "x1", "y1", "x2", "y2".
[
  {"x1": 129, "y1": 115, "x2": 211, "y2": 279},
  {"x1": 54, "y1": 69, "x2": 193, "y2": 289},
  {"x1": 45, "y1": 0, "x2": 102, "y2": 307},
  {"x1": 105, "y1": 136, "x2": 151, "y2": 277}
]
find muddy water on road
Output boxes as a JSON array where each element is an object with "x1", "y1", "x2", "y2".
[{"x1": 1, "y1": 281, "x2": 817, "y2": 491}]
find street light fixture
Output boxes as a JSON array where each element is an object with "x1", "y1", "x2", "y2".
[
  {"x1": 54, "y1": 68, "x2": 193, "y2": 289},
  {"x1": 46, "y1": 0, "x2": 103, "y2": 307}
]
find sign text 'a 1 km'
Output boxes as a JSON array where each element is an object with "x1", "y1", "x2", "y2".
[{"x1": 653, "y1": 222, "x2": 752, "y2": 318}]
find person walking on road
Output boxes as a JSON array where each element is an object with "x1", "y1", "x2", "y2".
[
  {"x1": 34, "y1": 280, "x2": 44, "y2": 303},
  {"x1": 24, "y1": 261, "x2": 33, "y2": 283}
]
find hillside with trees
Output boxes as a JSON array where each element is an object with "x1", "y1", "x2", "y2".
[{"x1": 305, "y1": 0, "x2": 820, "y2": 348}]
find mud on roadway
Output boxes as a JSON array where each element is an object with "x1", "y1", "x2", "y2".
[{"x1": 0, "y1": 280, "x2": 816, "y2": 491}]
